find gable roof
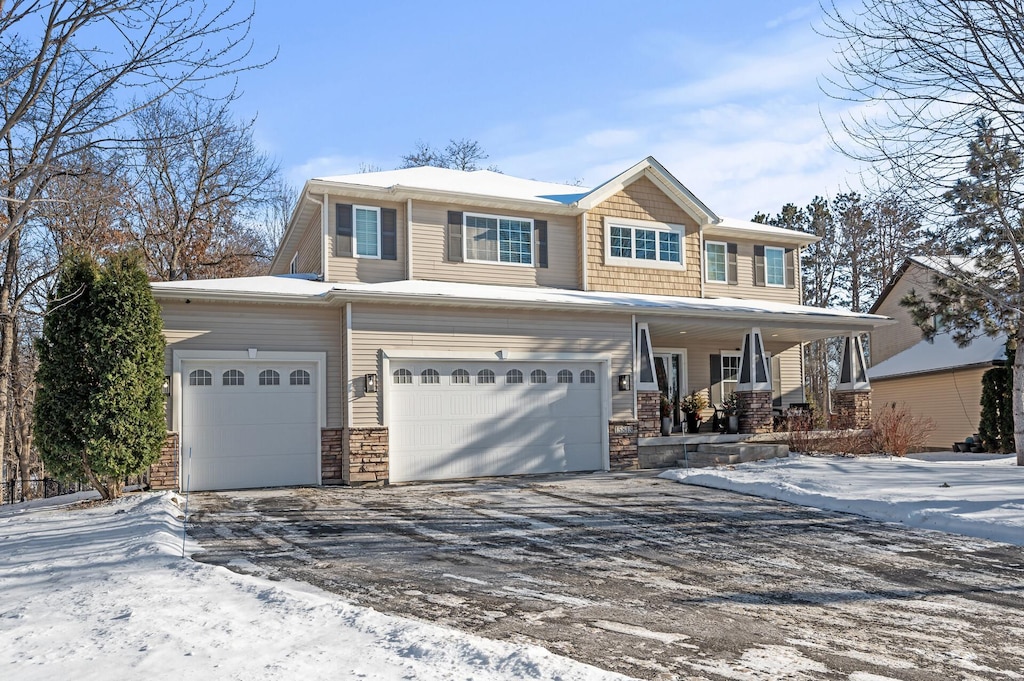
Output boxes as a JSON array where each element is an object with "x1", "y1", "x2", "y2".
[
  {"x1": 868, "y1": 331, "x2": 1006, "y2": 380},
  {"x1": 868, "y1": 255, "x2": 976, "y2": 314}
]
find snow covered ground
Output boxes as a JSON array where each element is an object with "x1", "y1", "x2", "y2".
[
  {"x1": 661, "y1": 452, "x2": 1024, "y2": 546},
  {"x1": 0, "y1": 491, "x2": 629, "y2": 680}
]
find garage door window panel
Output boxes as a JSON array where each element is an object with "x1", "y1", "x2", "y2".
[
  {"x1": 290, "y1": 369, "x2": 311, "y2": 386},
  {"x1": 477, "y1": 369, "x2": 495, "y2": 384},
  {"x1": 189, "y1": 369, "x2": 212, "y2": 386},
  {"x1": 452, "y1": 369, "x2": 470, "y2": 384},
  {"x1": 393, "y1": 368, "x2": 412, "y2": 384},
  {"x1": 530, "y1": 369, "x2": 547, "y2": 384},
  {"x1": 506, "y1": 369, "x2": 523, "y2": 384},
  {"x1": 259, "y1": 369, "x2": 280, "y2": 386},
  {"x1": 558, "y1": 370, "x2": 573, "y2": 384},
  {"x1": 223, "y1": 369, "x2": 244, "y2": 386},
  {"x1": 421, "y1": 369, "x2": 440, "y2": 384},
  {"x1": 580, "y1": 369, "x2": 596, "y2": 384}
]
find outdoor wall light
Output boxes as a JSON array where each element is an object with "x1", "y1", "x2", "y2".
[
  {"x1": 365, "y1": 373, "x2": 378, "y2": 393},
  {"x1": 618, "y1": 374, "x2": 631, "y2": 391},
  {"x1": 162, "y1": 376, "x2": 171, "y2": 397}
]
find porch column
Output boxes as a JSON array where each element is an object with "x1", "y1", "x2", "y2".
[
  {"x1": 735, "y1": 327, "x2": 774, "y2": 434},
  {"x1": 834, "y1": 334, "x2": 872, "y2": 429}
]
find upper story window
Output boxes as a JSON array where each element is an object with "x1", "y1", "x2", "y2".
[
  {"x1": 354, "y1": 206, "x2": 381, "y2": 258},
  {"x1": 465, "y1": 213, "x2": 533, "y2": 265},
  {"x1": 765, "y1": 246, "x2": 785, "y2": 287},
  {"x1": 605, "y1": 217, "x2": 684, "y2": 269},
  {"x1": 705, "y1": 241, "x2": 728, "y2": 283}
]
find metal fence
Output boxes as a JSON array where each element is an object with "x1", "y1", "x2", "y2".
[{"x1": 2, "y1": 478, "x2": 90, "y2": 505}]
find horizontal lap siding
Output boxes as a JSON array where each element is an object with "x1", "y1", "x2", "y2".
[
  {"x1": 585, "y1": 175, "x2": 702, "y2": 296},
  {"x1": 161, "y1": 301, "x2": 343, "y2": 428},
  {"x1": 703, "y1": 237, "x2": 801, "y2": 304},
  {"x1": 295, "y1": 211, "x2": 322, "y2": 275},
  {"x1": 871, "y1": 264, "x2": 933, "y2": 364},
  {"x1": 327, "y1": 195, "x2": 407, "y2": 283},
  {"x1": 349, "y1": 305, "x2": 632, "y2": 427},
  {"x1": 410, "y1": 201, "x2": 578, "y2": 288},
  {"x1": 871, "y1": 368, "x2": 986, "y2": 448}
]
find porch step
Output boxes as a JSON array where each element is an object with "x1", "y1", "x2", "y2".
[{"x1": 673, "y1": 443, "x2": 790, "y2": 469}]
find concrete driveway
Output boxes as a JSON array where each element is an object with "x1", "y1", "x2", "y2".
[{"x1": 188, "y1": 471, "x2": 1024, "y2": 680}]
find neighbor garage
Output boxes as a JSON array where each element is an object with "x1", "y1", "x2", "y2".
[{"x1": 387, "y1": 360, "x2": 606, "y2": 483}]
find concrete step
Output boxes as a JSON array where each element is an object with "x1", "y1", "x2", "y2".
[{"x1": 674, "y1": 443, "x2": 790, "y2": 468}]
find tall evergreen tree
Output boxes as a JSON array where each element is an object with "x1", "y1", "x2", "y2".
[
  {"x1": 34, "y1": 251, "x2": 167, "y2": 499},
  {"x1": 903, "y1": 119, "x2": 1024, "y2": 465}
]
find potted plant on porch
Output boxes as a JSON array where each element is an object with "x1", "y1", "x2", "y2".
[
  {"x1": 660, "y1": 394, "x2": 675, "y2": 436},
  {"x1": 681, "y1": 390, "x2": 709, "y2": 434},
  {"x1": 723, "y1": 392, "x2": 740, "y2": 434}
]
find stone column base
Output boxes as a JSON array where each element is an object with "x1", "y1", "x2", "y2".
[
  {"x1": 149, "y1": 432, "x2": 180, "y2": 490},
  {"x1": 637, "y1": 390, "x2": 661, "y2": 438},
  {"x1": 321, "y1": 428, "x2": 345, "y2": 484},
  {"x1": 834, "y1": 390, "x2": 872, "y2": 429},
  {"x1": 736, "y1": 391, "x2": 773, "y2": 434},
  {"x1": 609, "y1": 420, "x2": 639, "y2": 470},
  {"x1": 343, "y1": 427, "x2": 389, "y2": 485}
]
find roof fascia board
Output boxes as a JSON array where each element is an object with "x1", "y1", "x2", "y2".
[
  {"x1": 151, "y1": 288, "x2": 333, "y2": 306},
  {"x1": 306, "y1": 180, "x2": 580, "y2": 216},
  {"x1": 702, "y1": 223, "x2": 820, "y2": 245},
  {"x1": 871, "y1": 361, "x2": 995, "y2": 381}
]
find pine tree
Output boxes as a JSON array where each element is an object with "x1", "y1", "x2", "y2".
[{"x1": 34, "y1": 251, "x2": 167, "y2": 499}]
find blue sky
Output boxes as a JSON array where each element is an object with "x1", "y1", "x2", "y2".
[{"x1": 234, "y1": 1, "x2": 864, "y2": 219}]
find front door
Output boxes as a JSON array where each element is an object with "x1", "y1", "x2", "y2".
[{"x1": 654, "y1": 351, "x2": 687, "y2": 431}]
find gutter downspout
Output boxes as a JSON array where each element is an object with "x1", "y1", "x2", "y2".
[
  {"x1": 631, "y1": 314, "x2": 637, "y2": 419},
  {"x1": 580, "y1": 213, "x2": 589, "y2": 291},
  {"x1": 321, "y1": 193, "x2": 329, "y2": 280},
  {"x1": 406, "y1": 198, "x2": 414, "y2": 280},
  {"x1": 345, "y1": 302, "x2": 353, "y2": 428}
]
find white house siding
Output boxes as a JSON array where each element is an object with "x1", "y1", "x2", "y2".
[
  {"x1": 348, "y1": 304, "x2": 632, "y2": 428},
  {"x1": 160, "y1": 300, "x2": 343, "y2": 428}
]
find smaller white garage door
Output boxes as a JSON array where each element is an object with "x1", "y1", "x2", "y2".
[
  {"x1": 181, "y1": 360, "x2": 319, "y2": 491},
  {"x1": 388, "y1": 360, "x2": 605, "y2": 483}
]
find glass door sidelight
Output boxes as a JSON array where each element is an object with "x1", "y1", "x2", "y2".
[{"x1": 654, "y1": 351, "x2": 687, "y2": 431}]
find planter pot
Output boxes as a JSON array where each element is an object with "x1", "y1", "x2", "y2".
[
  {"x1": 661, "y1": 417, "x2": 673, "y2": 437},
  {"x1": 685, "y1": 412, "x2": 700, "y2": 434},
  {"x1": 726, "y1": 414, "x2": 740, "y2": 434}
]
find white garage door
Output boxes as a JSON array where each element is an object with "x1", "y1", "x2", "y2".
[
  {"x1": 181, "y1": 360, "x2": 319, "y2": 491},
  {"x1": 388, "y1": 360, "x2": 605, "y2": 483}
]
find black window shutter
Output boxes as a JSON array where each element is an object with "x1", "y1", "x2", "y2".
[
  {"x1": 447, "y1": 211, "x2": 464, "y2": 262},
  {"x1": 754, "y1": 245, "x2": 766, "y2": 287},
  {"x1": 381, "y1": 208, "x2": 398, "y2": 260},
  {"x1": 336, "y1": 204, "x2": 353, "y2": 258},
  {"x1": 710, "y1": 354, "x2": 722, "y2": 406},
  {"x1": 785, "y1": 248, "x2": 796, "y2": 289},
  {"x1": 535, "y1": 220, "x2": 548, "y2": 268},
  {"x1": 726, "y1": 243, "x2": 738, "y2": 285}
]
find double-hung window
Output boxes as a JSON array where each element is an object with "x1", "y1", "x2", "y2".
[
  {"x1": 605, "y1": 217, "x2": 684, "y2": 268},
  {"x1": 765, "y1": 246, "x2": 785, "y2": 286},
  {"x1": 465, "y1": 213, "x2": 533, "y2": 265},
  {"x1": 354, "y1": 206, "x2": 381, "y2": 258},
  {"x1": 705, "y1": 241, "x2": 727, "y2": 283}
]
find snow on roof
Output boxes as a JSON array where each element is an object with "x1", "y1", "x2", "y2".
[
  {"x1": 314, "y1": 166, "x2": 591, "y2": 206},
  {"x1": 153, "y1": 275, "x2": 888, "y2": 327},
  {"x1": 909, "y1": 254, "x2": 977, "y2": 277},
  {"x1": 705, "y1": 217, "x2": 819, "y2": 244},
  {"x1": 868, "y1": 331, "x2": 1006, "y2": 380}
]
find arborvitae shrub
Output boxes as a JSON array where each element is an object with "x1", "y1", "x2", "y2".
[{"x1": 979, "y1": 365, "x2": 1013, "y2": 453}]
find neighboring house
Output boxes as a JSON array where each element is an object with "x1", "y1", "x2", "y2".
[
  {"x1": 868, "y1": 256, "x2": 1005, "y2": 448},
  {"x1": 151, "y1": 157, "x2": 889, "y2": 491}
]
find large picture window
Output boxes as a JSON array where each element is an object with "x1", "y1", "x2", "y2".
[
  {"x1": 606, "y1": 218, "x2": 683, "y2": 268},
  {"x1": 465, "y1": 213, "x2": 533, "y2": 265}
]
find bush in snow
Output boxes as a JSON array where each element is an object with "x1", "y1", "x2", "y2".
[
  {"x1": 34, "y1": 250, "x2": 166, "y2": 500},
  {"x1": 870, "y1": 402, "x2": 934, "y2": 457}
]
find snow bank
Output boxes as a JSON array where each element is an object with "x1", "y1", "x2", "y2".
[
  {"x1": 661, "y1": 454, "x2": 1024, "y2": 546},
  {"x1": 0, "y1": 491, "x2": 629, "y2": 680}
]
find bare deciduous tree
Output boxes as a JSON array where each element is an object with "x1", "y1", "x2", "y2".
[{"x1": 399, "y1": 138, "x2": 493, "y2": 171}]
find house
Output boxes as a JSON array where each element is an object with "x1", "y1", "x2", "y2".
[
  {"x1": 868, "y1": 256, "x2": 1005, "y2": 448},
  {"x1": 150, "y1": 157, "x2": 890, "y2": 491}
]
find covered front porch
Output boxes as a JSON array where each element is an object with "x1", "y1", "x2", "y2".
[{"x1": 632, "y1": 308, "x2": 877, "y2": 444}]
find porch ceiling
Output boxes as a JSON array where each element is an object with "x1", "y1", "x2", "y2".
[{"x1": 645, "y1": 316, "x2": 864, "y2": 346}]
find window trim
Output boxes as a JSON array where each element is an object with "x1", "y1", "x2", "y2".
[
  {"x1": 353, "y1": 205, "x2": 382, "y2": 260},
  {"x1": 764, "y1": 246, "x2": 786, "y2": 287},
  {"x1": 704, "y1": 240, "x2": 728, "y2": 283},
  {"x1": 462, "y1": 211, "x2": 535, "y2": 267},
  {"x1": 603, "y1": 216, "x2": 686, "y2": 270},
  {"x1": 720, "y1": 351, "x2": 742, "y2": 399}
]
